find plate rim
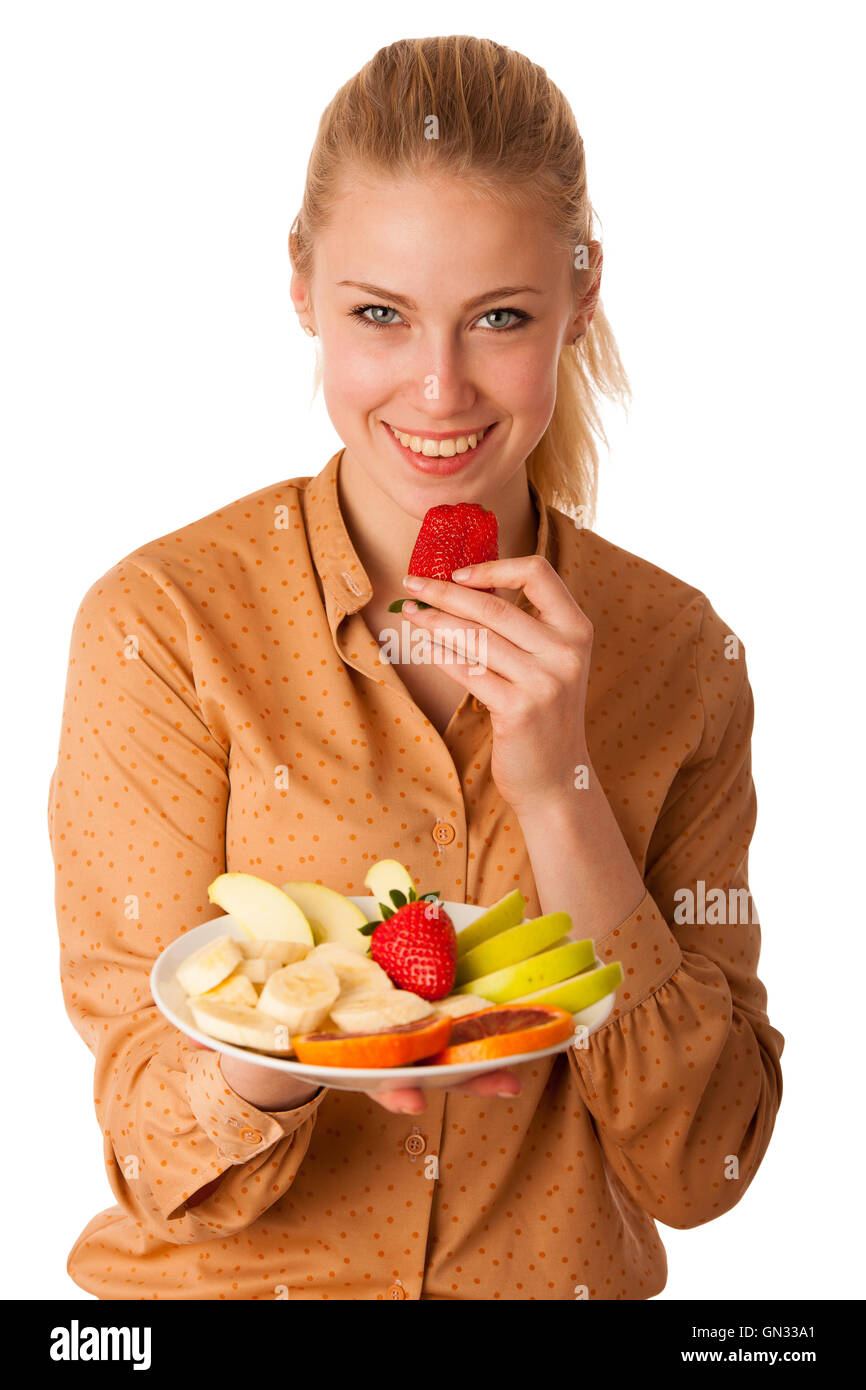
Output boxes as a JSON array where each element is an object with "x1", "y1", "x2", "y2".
[{"x1": 150, "y1": 898, "x2": 616, "y2": 1085}]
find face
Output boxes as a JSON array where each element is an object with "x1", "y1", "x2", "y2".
[{"x1": 292, "y1": 170, "x2": 598, "y2": 517}]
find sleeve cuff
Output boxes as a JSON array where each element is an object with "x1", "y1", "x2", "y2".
[
  {"x1": 184, "y1": 1049, "x2": 327, "y2": 1162},
  {"x1": 592, "y1": 888, "x2": 683, "y2": 1025}
]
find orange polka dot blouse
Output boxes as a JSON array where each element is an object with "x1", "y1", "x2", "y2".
[{"x1": 48, "y1": 448, "x2": 784, "y2": 1300}]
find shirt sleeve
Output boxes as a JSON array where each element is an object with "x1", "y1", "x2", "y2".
[
  {"x1": 48, "y1": 559, "x2": 327, "y2": 1243},
  {"x1": 567, "y1": 596, "x2": 784, "y2": 1229}
]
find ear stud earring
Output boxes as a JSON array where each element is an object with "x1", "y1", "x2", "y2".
[{"x1": 304, "y1": 325, "x2": 316, "y2": 337}]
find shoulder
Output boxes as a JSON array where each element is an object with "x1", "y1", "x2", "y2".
[
  {"x1": 74, "y1": 473, "x2": 316, "y2": 626},
  {"x1": 550, "y1": 508, "x2": 745, "y2": 659},
  {"x1": 549, "y1": 509, "x2": 752, "y2": 760}
]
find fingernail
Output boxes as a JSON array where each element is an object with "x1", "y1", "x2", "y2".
[
  {"x1": 402, "y1": 600, "x2": 418, "y2": 614},
  {"x1": 404, "y1": 574, "x2": 425, "y2": 591},
  {"x1": 497, "y1": 1089, "x2": 518, "y2": 1098},
  {"x1": 451, "y1": 566, "x2": 471, "y2": 580}
]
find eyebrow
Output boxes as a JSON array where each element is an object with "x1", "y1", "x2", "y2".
[{"x1": 336, "y1": 281, "x2": 543, "y2": 312}]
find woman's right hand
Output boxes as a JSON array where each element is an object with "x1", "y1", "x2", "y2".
[{"x1": 183, "y1": 1037, "x2": 322, "y2": 1112}]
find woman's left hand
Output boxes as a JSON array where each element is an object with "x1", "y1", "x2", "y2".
[{"x1": 400, "y1": 555, "x2": 593, "y2": 814}]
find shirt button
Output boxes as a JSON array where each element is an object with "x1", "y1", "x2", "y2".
[
  {"x1": 432, "y1": 821, "x2": 455, "y2": 845},
  {"x1": 404, "y1": 1132, "x2": 427, "y2": 1156},
  {"x1": 387, "y1": 1282, "x2": 407, "y2": 1300},
  {"x1": 240, "y1": 1126, "x2": 262, "y2": 1144}
]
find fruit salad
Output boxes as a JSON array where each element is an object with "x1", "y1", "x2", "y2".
[{"x1": 171, "y1": 859, "x2": 623, "y2": 1068}]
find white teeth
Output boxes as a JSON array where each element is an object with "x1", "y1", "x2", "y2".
[{"x1": 388, "y1": 423, "x2": 488, "y2": 457}]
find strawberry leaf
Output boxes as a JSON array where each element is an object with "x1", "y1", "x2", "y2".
[
  {"x1": 419, "y1": 891, "x2": 440, "y2": 902},
  {"x1": 389, "y1": 889, "x2": 407, "y2": 908},
  {"x1": 358, "y1": 921, "x2": 378, "y2": 936}
]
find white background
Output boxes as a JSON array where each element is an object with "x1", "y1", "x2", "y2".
[{"x1": 2, "y1": 0, "x2": 863, "y2": 1300}]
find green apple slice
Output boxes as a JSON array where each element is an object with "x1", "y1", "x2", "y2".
[
  {"x1": 456, "y1": 889, "x2": 526, "y2": 958},
  {"x1": 454, "y1": 939, "x2": 595, "y2": 1003},
  {"x1": 207, "y1": 873, "x2": 314, "y2": 945},
  {"x1": 513, "y1": 961, "x2": 623, "y2": 1014},
  {"x1": 281, "y1": 881, "x2": 370, "y2": 953},
  {"x1": 455, "y1": 911, "x2": 572, "y2": 986},
  {"x1": 363, "y1": 858, "x2": 416, "y2": 906}
]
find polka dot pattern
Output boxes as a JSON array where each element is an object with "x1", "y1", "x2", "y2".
[{"x1": 49, "y1": 449, "x2": 784, "y2": 1300}]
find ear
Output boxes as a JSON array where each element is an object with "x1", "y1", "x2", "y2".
[
  {"x1": 586, "y1": 242, "x2": 603, "y2": 325},
  {"x1": 568, "y1": 241, "x2": 603, "y2": 340},
  {"x1": 289, "y1": 266, "x2": 313, "y2": 326}
]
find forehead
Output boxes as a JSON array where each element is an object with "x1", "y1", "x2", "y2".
[{"x1": 313, "y1": 169, "x2": 567, "y2": 298}]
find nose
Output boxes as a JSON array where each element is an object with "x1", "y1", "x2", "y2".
[{"x1": 400, "y1": 333, "x2": 479, "y2": 422}]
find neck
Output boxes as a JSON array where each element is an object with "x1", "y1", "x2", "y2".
[{"x1": 336, "y1": 448, "x2": 540, "y2": 597}]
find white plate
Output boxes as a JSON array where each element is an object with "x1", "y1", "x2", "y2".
[{"x1": 151, "y1": 898, "x2": 616, "y2": 1093}]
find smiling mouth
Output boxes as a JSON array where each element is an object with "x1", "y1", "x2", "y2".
[{"x1": 383, "y1": 420, "x2": 496, "y2": 459}]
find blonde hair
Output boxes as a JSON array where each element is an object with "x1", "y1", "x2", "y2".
[{"x1": 289, "y1": 35, "x2": 630, "y2": 525}]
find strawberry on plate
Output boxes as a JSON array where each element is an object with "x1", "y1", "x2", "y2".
[
  {"x1": 359, "y1": 887, "x2": 458, "y2": 1001},
  {"x1": 388, "y1": 502, "x2": 498, "y2": 611}
]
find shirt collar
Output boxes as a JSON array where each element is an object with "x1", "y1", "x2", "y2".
[{"x1": 304, "y1": 447, "x2": 555, "y2": 641}]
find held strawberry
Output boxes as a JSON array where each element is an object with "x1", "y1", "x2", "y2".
[
  {"x1": 388, "y1": 502, "x2": 498, "y2": 612},
  {"x1": 359, "y1": 886, "x2": 458, "y2": 1000}
]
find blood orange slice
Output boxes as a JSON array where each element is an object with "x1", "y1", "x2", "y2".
[
  {"x1": 423, "y1": 1002, "x2": 574, "y2": 1065},
  {"x1": 292, "y1": 1013, "x2": 451, "y2": 1068}
]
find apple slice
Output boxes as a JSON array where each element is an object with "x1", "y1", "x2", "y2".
[
  {"x1": 281, "y1": 881, "x2": 370, "y2": 953},
  {"x1": 363, "y1": 859, "x2": 416, "y2": 907},
  {"x1": 513, "y1": 961, "x2": 623, "y2": 1014},
  {"x1": 455, "y1": 911, "x2": 572, "y2": 986},
  {"x1": 207, "y1": 873, "x2": 314, "y2": 945},
  {"x1": 456, "y1": 889, "x2": 526, "y2": 958},
  {"x1": 430, "y1": 993, "x2": 494, "y2": 1019},
  {"x1": 454, "y1": 939, "x2": 595, "y2": 1003}
]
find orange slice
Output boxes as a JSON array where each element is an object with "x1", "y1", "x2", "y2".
[
  {"x1": 423, "y1": 1003, "x2": 574, "y2": 1065},
  {"x1": 292, "y1": 1014, "x2": 451, "y2": 1068}
]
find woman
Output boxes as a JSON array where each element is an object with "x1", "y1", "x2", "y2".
[{"x1": 49, "y1": 35, "x2": 784, "y2": 1300}]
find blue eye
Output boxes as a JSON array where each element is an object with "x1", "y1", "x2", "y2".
[
  {"x1": 348, "y1": 303, "x2": 532, "y2": 332},
  {"x1": 478, "y1": 308, "x2": 529, "y2": 331},
  {"x1": 350, "y1": 304, "x2": 404, "y2": 330}
]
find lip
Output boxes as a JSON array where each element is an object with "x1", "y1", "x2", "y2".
[
  {"x1": 384, "y1": 422, "x2": 496, "y2": 441},
  {"x1": 380, "y1": 420, "x2": 498, "y2": 476}
]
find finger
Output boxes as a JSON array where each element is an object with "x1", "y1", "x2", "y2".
[
  {"x1": 403, "y1": 558, "x2": 587, "y2": 650},
  {"x1": 367, "y1": 1086, "x2": 427, "y2": 1114},
  {"x1": 452, "y1": 1068, "x2": 523, "y2": 1098},
  {"x1": 401, "y1": 575, "x2": 556, "y2": 656},
  {"x1": 452, "y1": 555, "x2": 589, "y2": 637},
  {"x1": 405, "y1": 605, "x2": 537, "y2": 688}
]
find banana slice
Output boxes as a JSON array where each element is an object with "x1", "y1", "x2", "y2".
[
  {"x1": 188, "y1": 996, "x2": 294, "y2": 1054},
  {"x1": 176, "y1": 934, "x2": 242, "y2": 996},
  {"x1": 257, "y1": 959, "x2": 340, "y2": 1033},
  {"x1": 236, "y1": 939, "x2": 310, "y2": 983},
  {"x1": 236, "y1": 958, "x2": 280, "y2": 985},
  {"x1": 329, "y1": 989, "x2": 433, "y2": 1033},
  {"x1": 430, "y1": 993, "x2": 494, "y2": 1019},
  {"x1": 238, "y1": 940, "x2": 311, "y2": 964},
  {"x1": 306, "y1": 943, "x2": 393, "y2": 995},
  {"x1": 202, "y1": 971, "x2": 259, "y2": 1007}
]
